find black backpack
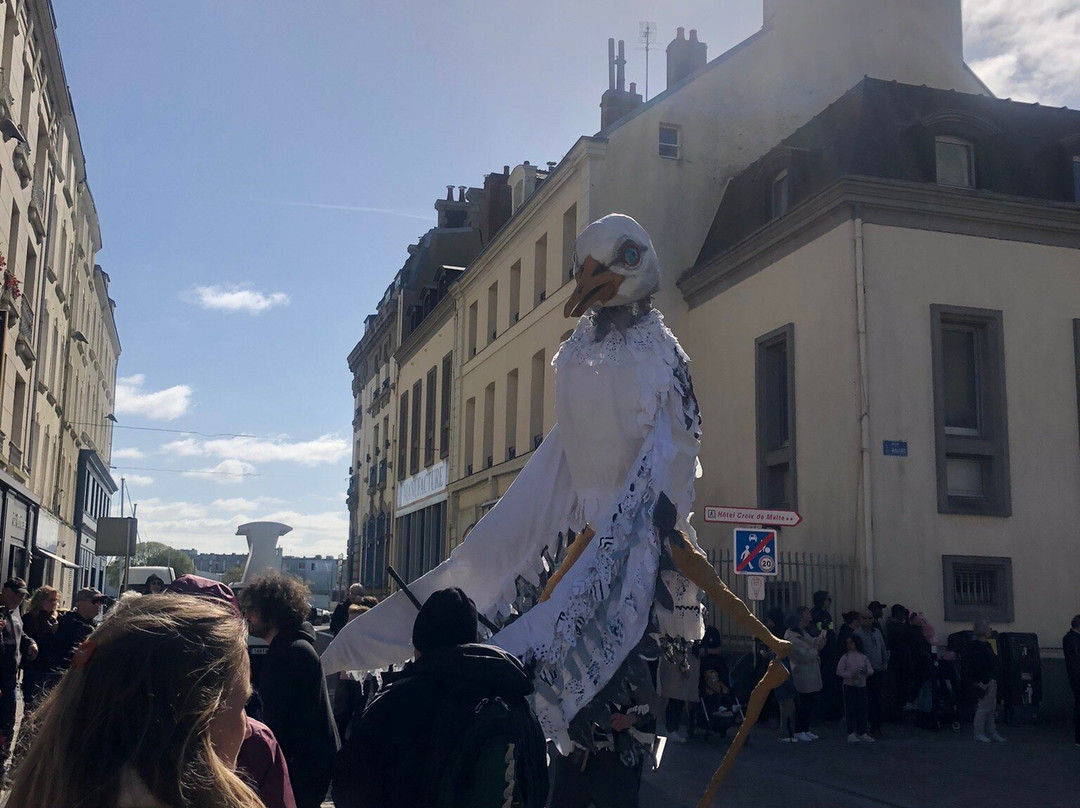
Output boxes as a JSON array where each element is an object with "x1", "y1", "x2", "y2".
[{"x1": 420, "y1": 681, "x2": 548, "y2": 808}]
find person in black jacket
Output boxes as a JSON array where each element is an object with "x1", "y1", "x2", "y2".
[
  {"x1": 1063, "y1": 614, "x2": 1080, "y2": 746},
  {"x1": 241, "y1": 573, "x2": 339, "y2": 808},
  {"x1": 333, "y1": 587, "x2": 547, "y2": 808},
  {"x1": 46, "y1": 588, "x2": 102, "y2": 688},
  {"x1": 329, "y1": 584, "x2": 364, "y2": 636}
]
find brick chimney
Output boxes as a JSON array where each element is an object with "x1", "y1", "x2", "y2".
[{"x1": 666, "y1": 27, "x2": 707, "y2": 89}]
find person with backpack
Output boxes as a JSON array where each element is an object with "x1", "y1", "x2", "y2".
[{"x1": 332, "y1": 587, "x2": 547, "y2": 808}]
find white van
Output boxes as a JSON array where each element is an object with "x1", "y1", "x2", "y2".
[{"x1": 123, "y1": 566, "x2": 176, "y2": 594}]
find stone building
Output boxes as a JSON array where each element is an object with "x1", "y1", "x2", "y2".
[
  {"x1": 346, "y1": 0, "x2": 1080, "y2": 710},
  {"x1": 0, "y1": 1, "x2": 119, "y2": 607}
]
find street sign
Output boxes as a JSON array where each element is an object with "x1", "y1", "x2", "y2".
[
  {"x1": 733, "y1": 529, "x2": 778, "y2": 575},
  {"x1": 704, "y1": 506, "x2": 802, "y2": 527},
  {"x1": 883, "y1": 440, "x2": 909, "y2": 457},
  {"x1": 746, "y1": 574, "x2": 765, "y2": 601}
]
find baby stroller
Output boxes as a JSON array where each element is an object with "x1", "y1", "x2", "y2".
[
  {"x1": 696, "y1": 658, "x2": 747, "y2": 742},
  {"x1": 934, "y1": 655, "x2": 962, "y2": 732}
]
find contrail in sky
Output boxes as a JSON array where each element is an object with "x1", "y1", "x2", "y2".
[{"x1": 268, "y1": 199, "x2": 435, "y2": 221}]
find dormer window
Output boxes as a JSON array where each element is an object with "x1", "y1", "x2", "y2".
[
  {"x1": 770, "y1": 169, "x2": 790, "y2": 219},
  {"x1": 935, "y1": 136, "x2": 975, "y2": 188}
]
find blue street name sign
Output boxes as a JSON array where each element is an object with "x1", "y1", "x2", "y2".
[
  {"x1": 733, "y1": 529, "x2": 778, "y2": 576},
  {"x1": 883, "y1": 440, "x2": 908, "y2": 457}
]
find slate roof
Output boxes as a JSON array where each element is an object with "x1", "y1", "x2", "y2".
[{"x1": 690, "y1": 77, "x2": 1080, "y2": 271}]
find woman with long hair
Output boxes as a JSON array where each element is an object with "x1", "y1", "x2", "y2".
[
  {"x1": 21, "y1": 585, "x2": 60, "y2": 710},
  {"x1": 784, "y1": 607, "x2": 827, "y2": 742},
  {"x1": 8, "y1": 594, "x2": 262, "y2": 808}
]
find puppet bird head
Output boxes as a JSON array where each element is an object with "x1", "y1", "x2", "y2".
[{"x1": 564, "y1": 214, "x2": 660, "y2": 319}]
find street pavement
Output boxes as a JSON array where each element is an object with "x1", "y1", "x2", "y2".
[{"x1": 638, "y1": 720, "x2": 1079, "y2": 808}]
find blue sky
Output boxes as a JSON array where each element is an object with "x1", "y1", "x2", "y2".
[{"x1": 50, "y1": 1, "x2": 1079, "y2": 557}]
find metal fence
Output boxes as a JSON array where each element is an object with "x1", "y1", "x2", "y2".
[{"x1": 705, "y1": 548, "x2": 857, "y2": 643}]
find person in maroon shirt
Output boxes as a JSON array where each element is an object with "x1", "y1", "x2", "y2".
[{"x1": 238, "y1": 716, "x2": 297, "y2": 808}]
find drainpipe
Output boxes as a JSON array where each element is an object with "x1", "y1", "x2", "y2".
[{"x1": 854, "y1": 205, "x2": 875, "y2": 599}]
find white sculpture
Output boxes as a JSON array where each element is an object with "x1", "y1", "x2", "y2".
[{"x1": 237, "y1": 521, "x2": 291, "y2": 583}]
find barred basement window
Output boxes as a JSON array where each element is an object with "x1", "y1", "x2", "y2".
[{"x1": 942, "y1": 555, "x2": 1013, "y2": 623}]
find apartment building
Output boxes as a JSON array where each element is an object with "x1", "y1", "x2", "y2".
[{"x1": 0, "y1": 1, "x2": 119, "y2": 606}]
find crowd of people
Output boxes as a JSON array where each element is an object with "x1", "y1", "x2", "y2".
[{"x1": 0, "y1": 572, "x2": 1075, "y2": 808}]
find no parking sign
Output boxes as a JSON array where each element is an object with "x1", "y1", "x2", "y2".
[{"x1": 733, "y1": 529, "x2": 778, "y2": 575}]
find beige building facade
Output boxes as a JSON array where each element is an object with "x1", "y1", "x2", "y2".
[{"x1": 0, "y1": 1, "x2": 119, "y2": 607}]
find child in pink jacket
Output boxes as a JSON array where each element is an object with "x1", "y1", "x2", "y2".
[{"x1": 837, "y1": 634, "x2": 875, "y2": 742}]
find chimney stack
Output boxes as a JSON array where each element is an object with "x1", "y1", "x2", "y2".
[
  {"x1": 458, "y1": 186, "x2": 466, "y2": 202},
  {"x1": 599, "y1": 36, "x2": 644, "y2": 130},
  {"x1": 666, "y1": 25, "x2": 707, "y2": 89},
  {"x1": 446, "y1": 185, "x2": 454, "y2": 201}
]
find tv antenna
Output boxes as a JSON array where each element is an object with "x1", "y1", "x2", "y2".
[{"x1": 638, "y1": 21, "x2": 657, "y2": 101}]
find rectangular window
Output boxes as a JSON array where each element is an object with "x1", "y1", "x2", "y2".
[
  {"x1": 509, "y1": 261, "x2": 521, "y2": 324},
  {"x1": 505, "y1": 369, "x2": 518, "y2": 460},
  {"x1": 487, "y1": 282, "x2": 498, "y2": 344},
  {"x1": 562, "y1": 204, "x2": 577, "y2": 283},
  {"x1": 931, "y1": 305, "x2": 1010, "y2": 515},
  {"x1": 756, "y1": 324, "x2": 796, "y2": 510},
  {"x1": 483, "y1": 383, "x2": 495, "y2": 469},
  {"x1": 942, "y1": 555, "x2": 1013, "y2": 623},
  {"x1": 770, "y1": 169, "x2": 790, "y2": 219},
  {"x1": 440, "y1": 352, "x2": 452, "y2": 459},
  {"x1": 530, "y1": 349, "x2": 546, "y2": 450},
  {"x1": 935, "y1": 136, "x2": 975, "y2": 188},
  {"x1": 397, "y1": 392, "x2": 409, "y2": 481},
  {"x1": 410, "y1": 380, "x2": 422, "y2": 475},
  {"x1": 468, "y1": 301, "x2": 478, "y2": 357},
  {"x1": 533, "y1": 235, "x2": 547, "y2": 306},
  {"x1": 659, "y1": 124, "x2": 680, "y2": 159},
  {"x1": 464, "y1": 397, "x2": 476, "y2": 474},
  {"x1": 424, "y1": 367, "x2": 437, "y2": 467}
]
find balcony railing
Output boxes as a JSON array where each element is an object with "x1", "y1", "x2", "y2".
[
  {"x1": 7, "y1": 442, "x2": 22, "y2": 470},
  {"x1": 15, "y1": 295, "x2": 34, "y2": 362},
  {"x1": 28, "y1": 182, "x2": 45, "y2": 239}
]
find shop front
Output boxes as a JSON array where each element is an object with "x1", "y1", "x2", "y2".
[{"x1": 395, "y1": 461, "x2": 448, "y2": 584}]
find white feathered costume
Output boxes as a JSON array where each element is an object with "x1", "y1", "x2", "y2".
[{"x1": 323, "y1": 214, "x2": 708, "y2": 749}]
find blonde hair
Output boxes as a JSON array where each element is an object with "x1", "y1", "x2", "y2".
[
  {"x1": 8, "y1": 595, "x2": 261, "y2": 808},
  {"x1": 27, "y1": 585, "x2": 60, "y2": 619}
]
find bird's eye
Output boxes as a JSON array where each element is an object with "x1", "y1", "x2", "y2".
[{"x1": 617, "y1": 241, "x2": 643, "y2": 268}]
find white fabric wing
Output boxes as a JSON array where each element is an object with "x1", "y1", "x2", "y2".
[{"x1": 321, "y1": 424, "x2": 577, "y2": 675}]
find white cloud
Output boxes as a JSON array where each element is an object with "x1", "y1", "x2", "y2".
[
  {"x1": 126, "y1": 497, "x2": 347, "y2": 557},
  {"x1": 115, "y1": 374, "x2": 193, "y2": 421},
  {"x1": 964, "y1": 0, "x2": 1080, "y2": 105},
  {"x1": 162, "y1": 434, "x2": 349, "y2": 468},
  {"x1": 188, "y1": 283, "x2": 290, "y2": 315},
  {"x1": 181, "y1": 459, "x2": 257, "y2": 485},
  {"x1": 123, "y1": 474, "x2": 155, "y2": 487},
  {"x1": 211, "y1": 496, "x2": 285, "y2": 512},
  {"x1": 112, "y1": 447, "x2": 145, "y2": 460}
]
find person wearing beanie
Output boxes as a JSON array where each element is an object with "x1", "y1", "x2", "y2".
[{"x1": 333, "y1": 588, "x2": 547, "y2": 808}]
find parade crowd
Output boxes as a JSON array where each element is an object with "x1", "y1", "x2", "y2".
[{"x1": 0, "y1": 573, "x2": 1074, "y2": 808}]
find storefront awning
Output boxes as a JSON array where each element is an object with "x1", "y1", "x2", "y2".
[{"x1": 34, "y1": 547, "x2": 77, "y2": 568}]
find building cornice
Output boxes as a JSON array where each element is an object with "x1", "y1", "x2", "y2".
[
  {"x1": 456, "y1": 137, "x2": 606, "y2": 298},
  {"x1": 679, "y1": 177, "x2": 1080, "y2": 308}
]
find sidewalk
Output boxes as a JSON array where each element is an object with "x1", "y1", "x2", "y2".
[{"x1": 640, "y1": 720, "x2": 1080, "y2": 808}]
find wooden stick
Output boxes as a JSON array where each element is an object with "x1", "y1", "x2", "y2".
[
  {"x1": 696, "y1": 658, "x2": 790, "y2": 808},
  {"x1": 385, "y1": 564, "x2": 500, "y2": 634}
]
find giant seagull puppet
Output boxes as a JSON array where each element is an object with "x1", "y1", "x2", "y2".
[{"x1": 323, "y1": 213, "x2": 791, "y2": 757}]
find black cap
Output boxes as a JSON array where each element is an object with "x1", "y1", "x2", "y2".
[
  {"x1": 4, "y1": 578, "x2": 28, "y2": 596},
  {"x1": 412, "y1": 587, "x2": 478, "y2": 654},
  {"x1": 868, "y1": 600, "x2": 886, "y2": 612}
]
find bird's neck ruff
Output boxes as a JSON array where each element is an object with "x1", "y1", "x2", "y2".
[{"x1": 590, "y1": 298, "x2": 653, "y2": 341}]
